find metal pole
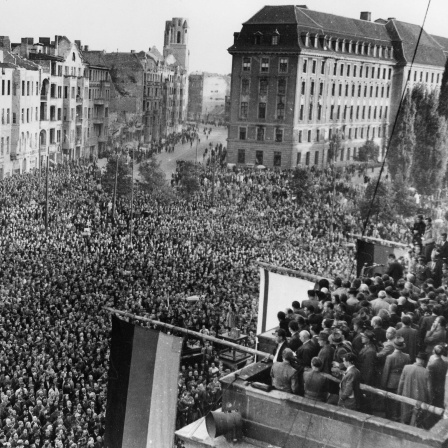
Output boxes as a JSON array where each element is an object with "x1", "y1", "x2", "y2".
[
  {"x1": 104, "y1": 307, "x2": 273, "y2": 360},
  {"x1": 211, "y1": 154, "x2": 215, "y2": 208},
  {"x1": 112, "y1": 151, "x2": 119, "y2": 220},
  {"x1": 45, "y1": 156, "x2": 49, "y2": 233},
  {"x1": 130, "y1": 145, "x2": 134, "y2": 248}
]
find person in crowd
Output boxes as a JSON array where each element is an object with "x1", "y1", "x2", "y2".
[
  {"x1": 303, "y1": 358, "x2": 328, "y2": 402},
  {"x1": 397, "y1": 352, "x2": 431, "y2": 427},
  {"x1": 381, "y1": 337, "x2": 410, "y2": 421},
  {"x1": 424, "y1": 316, "x2": 446, "y2": 355},
  {"x1": 338, "y1": 353, "x2": 361, "y2": 411},
  {"x1": 270, "y1": 349, "x2": 299, "y2": 394},
  {"x1": 288, "y1": 321, "x2": 302, "y2": 352},
  {"x1": 396, "y1": 315, "x2": 419, "y2": 363},
  {"x1": 272, "y1": 329, "x2": 289, "y2": 363},
  {"x1": 386, "y1": 254, "x2": 404, "y2": 286}
]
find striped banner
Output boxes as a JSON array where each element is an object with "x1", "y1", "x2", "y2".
[{"x1": 105, "y1": 316, "x2": 183, "y2": 448}]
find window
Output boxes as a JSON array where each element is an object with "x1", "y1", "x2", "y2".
[
  {"x1": 319, "y1": 82, "x2": 323, "y2": 96},
  {"x1": 308, "y1": 104, "x2": 313, "y2": 120},
  {"x1": 240, "y1": 102, "x2": 248, "y2": 119},
  {"x1": 343, "y1": 105, "x2": 347, "y2": 120},
  {"x1": 337, "y1": 105, "x2": 340, "y2": 119},
  {"x1": 279, "y1": 58, "x2": 288, "y2": 73},
  {"x1": 298, "y1": 130, "x2": 302, "y2": 143},
  {"x1": 321, "y1": 60, "x2": 326, "y2": 75},
  {"x1": 239, "y1": 127, "x2": 247, "y2": 140},
  {"x1": 340, "y1": 64, "x2": 344, "y2": 76},
  {"x1": 374, "y1": 106, "x2": 377, "y2": 119},
  {"x1": 278, "y1": 78, "x2": 286, "y2": 95},
  {"x1": 366, "y1": 66, "x2": 369, "y2": 78},
  {"x1": 261, "y1": 58, "x2": 269, "y2": 73},
  {"x1": 312, "y1": 60, "x2": 317, "y2": 74},
  {"x1": 310, "y1": 82, "x2": 315, "y2": 95},
  {"x1": 333, "y1": 63, "x2": 337, "y2": 76},
  {"x1": 305, "y1": 151, "x2": 310, "y2": 165},
  {"x1": 275, "y1": 128, "x2": 283, "y2": 142},
  {"x1": 338, "y1": 84, "x2": 342, "y2": 96},
  {"x1": 272, "y1": 34, "x2": 279, "y2": 46},
  {"x1": 307, "y1": 130, "x2": 312, "y2": 142},
  {"x1": 316, "y1": 129, "x2": 320, "y2": 141},
  {"x1": 340, "y1": 147, "x2": 344, "y2": 161},
  {"x1": 387, "y1": 86, "x2": 390, "y2": 98},
  {"x1": 355, "y1": 128, "x2": 358, "y2": 139},
  {"x1": 348, "y1": 128, "x2": 352, "y2": 139},
  {"x1": 299, "y1": 104, "x2": 304, "y2": 120},
  {"x1": 361, "y1": 127, "x2": 364, "y2": 138},
  {"x1": 259, "y1": 78, "x2": 268, "y2": 96},
  {"x1": 385, "y1": 106, "x2": 388, "y2": 118},
  {"x1": 354, "y1": 66, "x2": 357, "y2": 77},
  {"x1": 277, "y1": 101, "x2": 285, "y2": 119},
  {"x1": 297, "y1": 152, "x2": 301, "y2": 165},
  {"x1": 255, "y1": 150, "x2": 263, "y2": 164},
  {"x1": 254, "y1": 33, "x2": 262, "y2": 45},
  {"x1": 256, "y1": 127, "x2": 265, "y2": 141},
  {"x1": 431, "y1": 73, "x2": 434, "y2": 83},
  {"x1": 329, "y1": 129, "x2": 333, "y2": 140},
  {"x1": 242, "y1": 57, "x2": 251, "y2": 72},
  {"x1": 303, "y1": 59, "x2": 308, "y2": 73},
  {"x1": 352, "y1": 84, "x2": 355, "y2": 96},
  {"x1": 258, "y1": 102, "x2": 266, "y2": 119},
  {"x1": 314, "y1": 151, "x2": 319, "y2": 165},
  {"x1": 274, "y1": 152, "x2": 281, "y2": 167},
  {"x1": 21, "y1": 109, "x2": 24, "y2": 123},
  {"x1": 347, "y1": 65, "x2": 351, "y2": 77},
  {"x1": 331, "y1": 83, "x2": 335, "y2": 96},
  {"x1": 360, "y1": 66, "x2": 363, "y2": 78},
  {"x1": 238, "y1": 149, "x2": 245, "y2": 164},
  {"x1": 345, "y1": 84, "x2": 349, "y2": 96},
  {"x1": 317, "y1": 104, "x2": 322, "y2": 120},
  {"x1": 301, "y1": 81, "x2": 306, "y2": 95},
  {"x1": 330, "y1": 105, "x2": 334, "y2": 120}
]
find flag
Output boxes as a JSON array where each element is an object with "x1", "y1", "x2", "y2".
[{"x1": 105, "y1": 315, "x2": 182, "y2": 448}]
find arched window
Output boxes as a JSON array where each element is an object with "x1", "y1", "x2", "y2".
[{"x1": 177, "y1": 31, "x2": 181, "y2": 43}]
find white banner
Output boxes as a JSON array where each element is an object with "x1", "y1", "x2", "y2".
[{"x1": 257, "y1": 268, "x2": 315, "y2": 335}]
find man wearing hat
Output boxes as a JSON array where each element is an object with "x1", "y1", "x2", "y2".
[
  {"x1": 381, "y1": 337, "x2": 411, "y2": 421},
  {"x1": 397, "y1": 351, "x2": 431, "y2": 426},
  {"x1": 317, "y1": 332, "x2": 334, "y2": 374},
  {"x1": 270, "y1": 348, "x2": 300, "y2": 394}
]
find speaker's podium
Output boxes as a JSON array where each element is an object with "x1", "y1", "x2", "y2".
[
  {"x1": 218, "y1": 330, "x2": 251, "y2": 370},
  {"x1": 350, "y1": 233, "x2": 409, "y2": 277}
]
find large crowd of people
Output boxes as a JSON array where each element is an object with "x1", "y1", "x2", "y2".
[{"x1": 0, "y1": 139, "x2": 446, "y2": 446}]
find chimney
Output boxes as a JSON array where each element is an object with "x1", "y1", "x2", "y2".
[
  {"x1": 27, "y1": 37, "x2": 34, "y2": 45},
  {"x1": 360, "y1": 12, "x2": 371, "y2": 21},
  {"x1": 233, "y1": 32, "x2": 240, "y2": 44},
  {"x1": 0, "y1": 36, "x2": 11, "y2": 51},
  {"x1": 130, "y1": 50, "x2": 135, "y2": 53},
  {"x1": 84, "y1": 45, "x2": 89, "y2": 52},
  {"x1": 387, "y1": 17, "x2": 396, "y2": 21},
  {"x1": 20, "y1": 37, "x2": 29, "y2": 57},
  {"x1": 39, "y1": 37, "x2": 51, "y2": 46},
  {"x1": 75, "y1": 40, "x2": 81, "y2": 49}
]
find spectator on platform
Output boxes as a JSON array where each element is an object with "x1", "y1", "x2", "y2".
[{"x1": 270, "y1": 349, "x2": 299, "y2": 394}]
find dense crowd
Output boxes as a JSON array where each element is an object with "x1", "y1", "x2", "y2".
[
  {"x1": 269, "y1": 249, "x2": 448, "y2": 428},
  {"x1": 0, "y1": 144, "x2": 445, "y2": 446}
]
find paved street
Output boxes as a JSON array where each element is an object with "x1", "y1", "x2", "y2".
[{"x1": 155, "y1": 126, "x2": 228, "y2": 178}]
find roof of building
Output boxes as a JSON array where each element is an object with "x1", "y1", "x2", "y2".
[
  {"x1": 147, "y1": 46, "x2": 163, "y2": 63},
  {"x1": 231, "y1": 5, "x2": 448, "y2": 67},
  {"x1": 2, "y1": 51, "x2": 40, "y2": 70},
  {"x1": 390, "y1": 20, "x2": 446, "y2": 67},
  {"x1": 431, "y1": 34, "x2": 448, "y2": 55},
  {"x1": 82, "y1": 51, "x2": 108, "y2": 68},
  {"x1": 28, "y1": 53, "x2": 64, "y2": 62}
]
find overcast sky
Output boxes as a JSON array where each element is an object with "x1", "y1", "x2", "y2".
[{"x1": 0, "y1": 0, "x2": 446, "y2": 74}]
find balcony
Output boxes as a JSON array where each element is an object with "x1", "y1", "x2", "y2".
[
  {"x1": 76, "y1": 95, "x2": 83, "y2": 103},
  {"x1": 93, "y1": 97, "x2": 105, "y2": 105},
  {"x1": 92, "y1": 116, "x2": 104, "y2": 124},
  {"x1": 40, "y1": 95, "x2": 48, "y2": 101}
]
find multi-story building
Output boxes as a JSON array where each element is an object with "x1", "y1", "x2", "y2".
[
  {"x1": 187, "y1": 72, "x2": 230, "y2": 122},
  {"x1": 0, "y1": 37, "x2": 41, "y2": 178},
  {"x1": 227, "y1": 5, "x2": 448, "y2": 169},
  {"x1": 82, "y1": 49, "x2": 111, "y2": 158},
  {"x1": 103, "y1": 18, "x2": 189, "y2": 148}
]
